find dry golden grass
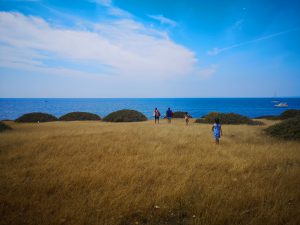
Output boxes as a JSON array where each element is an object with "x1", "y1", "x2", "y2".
[{"x1": 0, "y1": 119, "x2": 299, "y2": 225}]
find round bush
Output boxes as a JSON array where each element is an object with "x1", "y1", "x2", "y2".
[
  {"x1": 15, "y1": 112, "x2": 58, "y2": 123},
  {"x1": 0, "y1": 121, "x2": 12, "y2": 132},
  {"x1": 59, "y1": 112, "x2": 101, "y2": 121},
  {"x1": 103, "y1": 109, "x2": 147, "y2": 122},
  {"x1": 172, "y1": 111, "x2": 192, "y2": 118},
  {"x1": 254, "y1": 110, "x2": 300, "y2": 120},
  {"x1": 254, "y1": 115, "x2": 279, "y2": 120},
  {"x1": 280, "y1": 109, "x2": 300, "y2": 120},
  {"x1": 195, "y1": 112, "x2": 264, "y2": 125},
  {"x1": 265, "y1": 116, "x2": 300, "y2": 140}
]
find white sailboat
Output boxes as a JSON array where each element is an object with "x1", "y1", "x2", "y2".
[
  {"x1": 274, "y1": 102, "x2": 288, "y2": 107},
  {"x1": 271, "y1": 91, "x2": 288, "y2": 107},
  {"x1": 271, "y1": 91, "x2": 279, "y2": 103}
]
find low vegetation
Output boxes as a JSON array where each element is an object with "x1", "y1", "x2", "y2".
[
  {"x1": 0, "y1": 121, "x2": 12, "y2": 132},
  {"x1": 256, "y1": 109, "x2": 300, "y2": 120},
  {"x1": 103, "y1": 109, "x2": 147, "y2": 122},
  {"x1": 280, "y1": 109, "x2": 300, "y2": 120},
  {"x1": 15, "y1": 112, "x2": 58, "y2": 123},
  {"x1": 265, "y1": 116, "x2": 300, "y2": 140},
  {"x1": 254, "y1": 115, "x2": 278, "y2": 120},
  {"x1": 59, "y1": 112, "x2": 101, "y2": 121},
  {"x1": 195, "y1": 112, "x2": 263, "y2": 125},
  {"x1": 0, "y1": 119, "x2": 299, "y2": 225},
  {"x1": 172, "y1": 111, "x2": 192, "y2": 118}
]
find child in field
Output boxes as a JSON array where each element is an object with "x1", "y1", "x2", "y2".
[
  {"x1": 212, "y1": 118, "x2": 222, "y2": 144},
  {"x1": 184, "y1": 112, "x2": 189, "y2": 125}
]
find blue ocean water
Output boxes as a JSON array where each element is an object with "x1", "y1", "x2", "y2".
[{"x1": 0, "y1": 98, "x2": 300, "y2": 120}]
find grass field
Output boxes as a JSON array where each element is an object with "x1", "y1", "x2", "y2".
[{"x1": 0, "y1": 119, "x2": 299, "y2": 225}]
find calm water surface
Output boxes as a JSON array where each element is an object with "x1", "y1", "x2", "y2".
[{"x1": 0, "y1": 98, "x2": 300, "y2": 120}]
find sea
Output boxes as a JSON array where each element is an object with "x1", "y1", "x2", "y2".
[{"x1": 0, "y1": 98, "x2": 300, "y2": 120}]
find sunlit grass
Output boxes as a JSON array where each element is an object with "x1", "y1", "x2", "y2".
[{"x1": 0, "y1": 119, "x2": 299, "y2": 225}]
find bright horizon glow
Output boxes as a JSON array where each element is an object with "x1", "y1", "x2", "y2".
[{"x1": 0, "y1": 0, "x2": 300, "y2": 97}]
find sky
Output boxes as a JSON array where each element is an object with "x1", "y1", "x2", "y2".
[{"x1": 0, "y1": 0, "x2": 299, "y2": 97}]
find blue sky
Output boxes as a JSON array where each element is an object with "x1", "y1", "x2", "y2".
[{"x1": 0, "y1": 0, "x2": 299, "y2": 97}]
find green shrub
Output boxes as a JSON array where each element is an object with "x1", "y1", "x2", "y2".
[
  {"x1": 15, "y1": 112, "x2": 58, "y2": 123},
  {"x1": 59, "y1": 112, "x2": 101, "y2": 121},
  {"x1": 0, "y1": 121, "x2": 12, "y2": 132},
  {"x1": 195, "y1": 112, "x2": 264, "y2": 125},
  {"x1": 279, "y1": 109, "x2": 300, "y2": 120},
  {"x1": 265, "y1": 116, "x2": 300, "y2": 140},
  {"x1": 254, "y1": 110, "x2": 300, "y2": 120},
  {"x1": 254, "y1": 115, "x2": 279, "y2": 120},
  {"x1": 103, "y1": 109, "x2": 147, "y2": 122},
  {"x1": 172, "y1": 111, "x2": 192, "y2": 118}
]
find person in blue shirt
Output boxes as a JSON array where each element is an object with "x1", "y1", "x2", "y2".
[
  {"x1": 166, "y1": 107, "x2": 173, "y2": 124},
  {"x1": 212, "y1": 118, "x2": 222, "y2": 144}
]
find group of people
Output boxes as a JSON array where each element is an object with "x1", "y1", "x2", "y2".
[
  {"x1": 153, "y1": 107, "x2": 190, "y2": 125},
  {"x1": 153, "y1": 107, "x2": 223, "y2": 144}
]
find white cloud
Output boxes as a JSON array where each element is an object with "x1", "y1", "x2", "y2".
[
  {"x1": 207, "y1": 47, "x2": 222, "y2": 56},
  {"x1": 91, "y1": 0, "x2": 131, "y2": 18},
  {"x1": 107, "y1": 7, "x2": 132, "y2": 18},
  {"x1": 148, "y1": 14, "x2": 177, "y2": 27},
  {"x1": 208, "y1": 26, "x2": 300, "y2": 55},
  {"x1": 0, "y1": 12, "x2": 197, "y2": 79}
]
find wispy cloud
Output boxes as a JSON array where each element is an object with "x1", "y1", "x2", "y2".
[
  {"x1": 0, "y1": 0, "x2": 40, "y2": 1},
  {"x1": 0, "y1": 12, "x2": 197, "y2": 79},
  {"x1": 107, "y1": 7, "x2": 132, "y2": 18},
  {"x1": 90, "y1": 0, "x2": 132, "y2": 18},
  {"x1": 208, "y1": 26, "x2": 300, "y2": 55},
  {"x1": 148, "y1": 14, "x2": 177, "y2": 27},
  {"x1": 232, "y1": 19, "x2": 244, "y2": 31},
  {"x1": 91, "y1": 0, "x2": 112, "y2": 7}
]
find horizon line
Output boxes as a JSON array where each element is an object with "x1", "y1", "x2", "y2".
[{"x1": 1, "y1": 96, "x2": 300, "y2": 99}]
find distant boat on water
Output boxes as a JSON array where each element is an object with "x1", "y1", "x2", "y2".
[
  {"x1": 274, "y1": 102, "x2": 288, "y2": 107},
  {"x1": 271, "y1": 91, "x2": 280, "y2": 103}
]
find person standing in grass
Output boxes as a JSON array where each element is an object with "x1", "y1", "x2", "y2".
[
  {"x1": 184, "y1": 112, "x2": 190, "y2": 125},
  {"x1": 166, "y1": 107, "x2": 173, "y2": 124},
  {"x1": 153, "y1": 107, "x2": 161, "y2": 124},
  {"x1": 212, "y1": 118, "x2": 222, "y2": 144}
]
